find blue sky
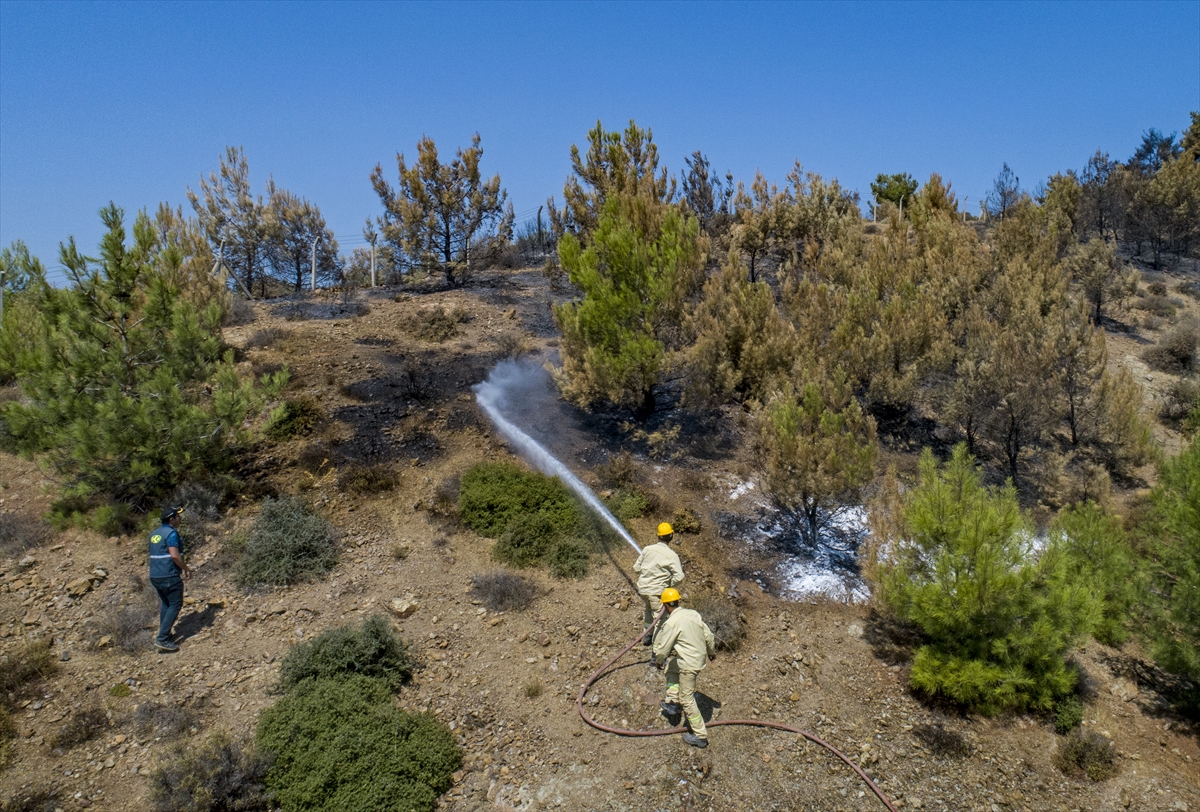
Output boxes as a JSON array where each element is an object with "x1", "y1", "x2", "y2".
[{"x1": 2, "y1": 1, "x2": 1197, "y2": 282}]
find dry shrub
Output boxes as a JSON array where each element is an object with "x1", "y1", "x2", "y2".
[
  {"x1": 390, "y1": 543, "x2": 410, "y2": 561},
  {"x1": 1133, "y1": 293, "x2": 1176, "y2": 318},
  {"x1": 689, "y1": 593, "x2": 745, "y2": 652},
  {"x1": 523, "y1": 679, "x2": 543, "y2": 699},
  {"x1": 338, "y1": 463, "x2": 398, "y2": 495},
  {"x1": 134, "y1": 701, "x2": 196, "y2": 739},
  {"x1": 0, "y1": 640, "x2": 58, "y2": 698},
  {"x1": 596, "y1": 452, "x2": 640, "y2": 488},
  {"x1": 671, "y1": 508, "x2": 702, "y2": 535},
  {"x1": 0, "y1": 707, "x2": 15, "y2": 768},
  {"x1": 0, "y1": 512, "x2": 51, "y2": 557},
  {"x1": 406, "y1": 305, "x2": 468, "y2": 342},
  {"x1": 1142, "y1": 320, "x2": 1199, "y2": 374},
  {"x1": 48, "y1": 703, "x2": 108, "y2": 751},
  {"x1": 470, "y1": 571, "x2": 538, "y2": 612},
  {"x1": 1160, "y1": 378, "x2": 1200, "y2": 423},
  {"x1": 0, "y1": 788, "x2": 61, "y2": 812},
  {"x1": 223, "y1": 296, "x2": 256, "y2": 327},
  {"x1": 1147, "y1": 281, "x2": 1169, "y2": 296},
  {"x1": 1053, "y1": 729, "x2": 1116, "y2": 780},
  {"x1": 95, "y1": 582, "x2": 158, "y2": 654},
  {"x1": 148, "y1": 730, "x2": 271, "y2": 812},
  {"x1": 244, "y1": 326, "x2": 289, "y2": 350},
  {"x1": 1177, "y1": 280, "x2": 1200, "y2": 300},
  {"x1": 234, "y1": 497, "x2": 337, "y2": 588},
  {"x1": 266, "y1": 397, "x2": 323, "y2": 441},
  {"x1": 495, "y1": 331, "x2": 530, "y2": 359},
  {"x1": 679, "y1": 469, "x2": 713, "y2": 494}
]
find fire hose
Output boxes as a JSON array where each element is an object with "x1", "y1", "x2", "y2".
[{"x1": 575, "y1": 612, "x2": 899, "y2": 812}]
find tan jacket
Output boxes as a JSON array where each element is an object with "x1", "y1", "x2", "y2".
[
  {"x1": 633, "y1": 542, "x2": 684, "y2": 597},
  {"x1": 653, "y1": 607, "x2": 715, "y2": 671}
]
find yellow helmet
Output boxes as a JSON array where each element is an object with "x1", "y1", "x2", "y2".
[
  {"x1": 657, "y1": 522, "x2": 674, "y2": 537},
  {"x1": 660, "y1": 587, "x2": 681, "y2": 604}
]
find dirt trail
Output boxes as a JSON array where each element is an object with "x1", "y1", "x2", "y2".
[{"x1": 1, "y1": 268, "x2": 1198, "y2": 812}]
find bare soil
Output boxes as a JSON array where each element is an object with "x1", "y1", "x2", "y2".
[{"x1": 2, "y1": 265, "x2": 1198, "y2": 812}]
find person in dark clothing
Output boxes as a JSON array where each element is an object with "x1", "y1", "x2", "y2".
[{"x1": 149, "y1": 506, "x2": 190, "y2": 652}]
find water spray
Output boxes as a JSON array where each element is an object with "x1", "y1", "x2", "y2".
[{"x1": 473, "y1": 362, "x2": 642, "y2": 554}]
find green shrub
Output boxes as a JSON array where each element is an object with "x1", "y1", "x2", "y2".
[
  {"x1": 266, "y1": 398, "x2": 323, "y2": 441},
  {"x1": 148, "y1": 730, "x2": 271, "y2": 812},
  {"x1": 234, "y1": 497, "x2": 337, "y2": 588},
  {"x1": 1053, "y1": 502, "x2": 1135, "y2": 646},
  {"x1": 546, "y1": 536, "x2": 590, "y2": 579},
  {"x1": 470, "y1": 571, "x2": 538, "y2": 612},
  {"x1": 492, "y1": 513, "x2": 559, "y2": 567},
  {"x1": 109, "y1": 683, "x2": 132, "y2": 698},
  {"x1": 878, "y1": 446, "x2": 1099, "y2": 714},
  {"x1": 1160, "y1": 377, "x2": 1200, "y2": 424},
  {"x1": 1052, "y1": 729, "x2": 1116, "y2": 780},
  {"x1": 1054, "y1": 695, "x2": 1083, "y2": 734},
  {"x1": 277, "y1": 616, "x2": 414, "y2": 694},
  {"x1": 606, "y1": 488, "x2": 648, "y2": 521},
  {"x1": 689, "y1": 593, "x2": 745, "y2": 652},
  {"x1": 458, "y1": 462, "x2": 580, "y2": 538},
  {"x1": 256, "y1": 675, "x2": 460, "y2": 812},
  {"x1": 0, "y1": 788, "x2": 61, "y2": 812}
]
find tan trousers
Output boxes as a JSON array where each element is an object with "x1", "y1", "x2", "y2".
[
  {"x1": 640, "y1": 593, "x2": 664, "y2": 638},
  {"x1": 664, "y1": 659, "x2": 706, "y2": 740}
]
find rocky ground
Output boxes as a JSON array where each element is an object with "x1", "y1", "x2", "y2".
[{"x1": 2, "y1": 266, "x2": 1198, "y2": 811}]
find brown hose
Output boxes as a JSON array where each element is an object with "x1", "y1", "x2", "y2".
[{"x1": 575, "y1": 613, "x2": 899, "y2": 812}]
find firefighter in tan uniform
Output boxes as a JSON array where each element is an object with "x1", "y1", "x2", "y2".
[
  {"x1": 633, "y1": 522, "x2": 684, "y2": 646},
  {"x1": 652, "y1": 587, "x2": 716, "y2": 748}
]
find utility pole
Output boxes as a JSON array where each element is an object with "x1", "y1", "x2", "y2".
[
  {"x1": 0, "y1": 265, "x2": 5, "y2": 320},
  {"x1": 310, "y1": 236, "x2": 319, "y2": 292},
  {"x1": 370, "y1": 243, "x2": 376, "y2": 287},
  {"x1": 537, "y1": 205, "x2": 544, "y2": 252}
]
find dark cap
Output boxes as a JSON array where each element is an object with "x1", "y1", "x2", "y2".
[{"x1": 161, "y1": 506, "x2": 184, "y2": 523}]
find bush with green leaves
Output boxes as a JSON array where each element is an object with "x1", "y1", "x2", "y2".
[
  {"x1": 148, "y1": 730, "x2": 271, "y2": 812},
  {"x1": 1054, "y1": 695, "x2": 1083, "y2": 734},
  {"x1": 234, "y1": 497, "x2": 337, "y2": 588},
  {"x1": 0, "y1": 206, "x2": 286, "y2": 512},
  {"x1": 276, "y1": 616, "x2": 414, "y2": 694},
  {"x1": 605, "y1": 488, "x2": 649, "y2": 521},
  {"x1": 459, "y1": 462, "x2": 580, "y2": 537},
  {"x1": 459, "y1": 462, "x2": 601, "y2": 577},
  {"x1": 256, "y1": 675, "x2": 460, "y2": 812},
  {"x1": 1139, "y1": 434, "x2": 1200, "y2": 704},
  {"x1": 877, "y1": 445, "x2": 1100, "y2": 714}
]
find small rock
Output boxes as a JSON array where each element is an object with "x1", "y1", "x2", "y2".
[
  {"x1": 18, "y1": 555, "x2": 36, "y2": 568},
  {"x1": 113, "y1": 734, "x2": 127, "y2": 744},
  {"x1": 266, "y1": 605, "x2": 286, "y2": 615},
  {"x1": 1110, "y1": 676, "x2": 1139, "y2": 702},
  {"x1": 759, "y1": 753, "x2": 771, "y2": 763},
  {"x1": 536, "y1": 633, "x2": 550, "y2": 647},
  {"x1": 60, "y1": 651, "x2": 70, "y2": 662},
  {"x1": 618, "y1": 600, "x2": 628, "y2": 611},
  {"x1": 789, "y1": 693, "x2": 800, "y2": 702},
  {"x1": 488, "y1": 617, "x2": 504, "y2": 627},
  {"x1": 21, "y1": 612, "x2": 39, "y2": 626},
  {"x1": 847, "y1": 623, "x2": 864, "y2": 638},
  {"x1": 97, "y1": 636, "x2": 112, "y2": 648},
  {"x1": 389, "y1": 599, "x2": 419, "y2": 619},
  {"x1": 66, "y1": 577, "x2": 94, "y2": 598}
]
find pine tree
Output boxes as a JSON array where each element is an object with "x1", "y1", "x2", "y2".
[
  {"x1": 1063, "y1": 239, "x2": 1136, "y2": 324},
  {"x1": 877, "y1": 446, "x2": 1100, "y2": 713},
  {"x1": 370, "y1": 134, "x2": 511, "y2": 287},
  {"x1": 731, "y1": 172, "x2": 782, "y2": 283},
  {"x1": 1053, "y1": 501, "x2": 1135, "y2": 646},
  {"x1": 0, "y1": 205, "x2": 286, "y2": 512},
  {"x1": 1140, "y1": 435, "x2": 1200, "y2": 702},
  {"x1": 682, "y1": 251, "x2": 794, "y2": 406},
  {"x1": 553, "y1": 199, "x2": 703, "y2": 416},
  {"x1": 265, "y1": 184, "x2": 342, "y2": 291},
  {"x1": 187, "y1": 146, "x2": 271, "y2": 297},
  {"x1": 755, "y1": 372, "x2": 877, "y2": 544},
  {"x1": 548, "y1": 120, "x2": 675, "y2": 241}
]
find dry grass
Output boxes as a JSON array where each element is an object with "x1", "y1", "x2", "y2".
[
  {"x1": 470, "y1": 571, "x2": 539, "y2": 612},
  {"x1": 48, "y1": 703, "x2": 109, "y2": 751},
  {"x1": 688, "y1": 592, "x2": 745, "y2": 652}
]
